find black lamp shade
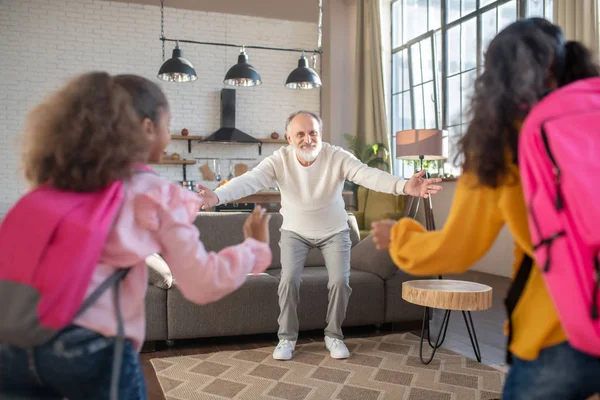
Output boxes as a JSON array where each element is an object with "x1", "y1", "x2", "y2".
[
  {"x1": 285, "y1": 55, "x2": 322, "y2": 89},
  {"x1": 157, "y1": 46, "x2": 197, "y2": 83},
  {"x1": 224, "y1": 51, "x2": 262, "y2": 87}
]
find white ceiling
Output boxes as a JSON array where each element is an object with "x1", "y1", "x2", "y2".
[{"x1": 102, "y1": 0, "x2": 320, "y2": 23}]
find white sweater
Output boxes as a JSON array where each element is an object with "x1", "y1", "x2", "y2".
[{"x1": 214, "y1": 143, "x2": 407, "y2": 239}]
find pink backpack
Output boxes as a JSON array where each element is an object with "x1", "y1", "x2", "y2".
[
  {"x1": 515, "y1": 77, "x2": 600, "y2": 359},
  {"x1": 0, "y1": 182, "x2": 125, "y2": 346},
  {"x1": 0, "y1": 166, "x2": 154, "y2": 399}
]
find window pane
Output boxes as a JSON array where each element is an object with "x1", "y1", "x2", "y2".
[
  {"x1": 414, "y1": 84, "x2": 425, "y2": 129},
  {"x1": 461, "y1": 17, "x2": 477, "y2": 71},
  {"x1": 447, "y1": 0, "x2": 461, "y2": 23},
  {"x1": 402, "y1": 91, "x2": 412, "y2": 130},
  {"x1": 392, "y1": 94, "x2": 401, "y2": 132},
  {"x1": 461, "y1": 69, "x2": 477, "y2": 124},
  {"x1": 498, "y1": 0, "x2": 517, "y2": 32},
  {"x1": 434, "y1": 31, "x2": 443, "y2": 125},
  {"x1": 480, "y1": 0, "x2": 496, "y2": 7},
  {"x1": 447, "y1": 75, "x2": 461, "y2": 126},
  {"x1": 447, "y1": 25, "x2": 460, "y2": 76},
  {"x1": 403, "y1": 160, "x2": 415, "y2": 179},
  {"x1": 403, "y1": 0, "x2": 428, "y2": 42},
  {"x1": 527, "y1": 0, "x2": 544, "y2": 17},
  {"x1": 401, "y1": 49, "x2": 410, "y2": 91},
  {"x1": 392, "y1": 1, "x2": 401, "y2": 47},
  {"x1": 429, "y1": 0, "x2": 442, "y2": 30},
  {"x1": 463, "y1": 0, "x2": 476, "y2": 16},
  {"x1": 481, "y1": 8, "x2": 497, "y2": 63},
  {"x1": 393, "y1": 52, "x2": 401, "y2": 94},
  {"x1": 545, "y1": 0, "x2": 554, "y2": 21},
  {"x1": 420, "y1": 39, "x2": 434, "y2": 83},
  {"x1": 410, "y1": 45, "x2": 422, "y2": 85},
  {"x1": 423, "y1": 81, "x2": 436, "y2": 128}
]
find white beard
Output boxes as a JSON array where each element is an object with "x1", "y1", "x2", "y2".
[{"x1": 294, "y1": 141, "x2": 322, "y2": 163}]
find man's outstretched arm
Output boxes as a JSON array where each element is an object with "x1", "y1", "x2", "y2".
[{"x1": 198, "y1": 157, "x2": 277, "y2": 208}]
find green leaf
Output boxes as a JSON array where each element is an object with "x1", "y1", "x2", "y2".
[{"x1": 367, "y1": 157, "x2": 390, "y2": 171}]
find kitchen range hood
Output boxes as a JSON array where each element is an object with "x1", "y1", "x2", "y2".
[{"x1": 203, "y1": 88, "x2": 260, "y2": 144}]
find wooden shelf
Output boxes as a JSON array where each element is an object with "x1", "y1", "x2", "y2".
[
  {"x1": 151, "y1": 160, "x2": 196, "y2": 165},
  {"x1": 260, "y1": 139, "x2": 288, "y2": 144},
  {"x1": 171, "y1": 135, "x2": 204, "y2": 140}
]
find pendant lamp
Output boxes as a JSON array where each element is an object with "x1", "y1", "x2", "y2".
[
  {"x1": 224, "y1": 47, "x2": 262, "y2": 87},
  {"x1": 157, "y1": 42, "x2": 197, "y2": 83},
  {"x1": 285, "y1": 53, "x2": 322, "y2": 89}
]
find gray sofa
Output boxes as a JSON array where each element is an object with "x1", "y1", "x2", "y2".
[{"x1": 143, "y1": 212, "x2": 424, "y2": 345}]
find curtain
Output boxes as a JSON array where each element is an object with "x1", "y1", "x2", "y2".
[
  {"x1": 554, "y1": 0, "x2": 599, "y2": 55},
  {"x1": 354, "y1": 0, "x2": 389, "y2": 148}
]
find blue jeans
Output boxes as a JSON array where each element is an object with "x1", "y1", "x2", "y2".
[
  {"x1": 0, "y1": 325, "x2": 146, "y2": 399},
  {"x1": 503, "y1": 342, "x2": 600, "y2": 399}
]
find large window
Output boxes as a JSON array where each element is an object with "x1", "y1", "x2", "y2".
[{"x1": 391, "y1": 0, "x2": 553, "y2": 178}]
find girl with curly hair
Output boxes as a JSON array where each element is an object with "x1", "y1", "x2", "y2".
[{"x1": 0, "y1": 72, "x2": 272, "y2": 399}]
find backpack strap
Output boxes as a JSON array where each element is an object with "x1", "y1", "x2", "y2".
[
  {"x1": 75, "y1": 269, "x2": 130, "y2": 318},
  {"x1": 74, "y1": 268, "x2": 130, "y2": 400},
  {"x1": 504, "y1": 254, "x2": 533, "y2": 365}
]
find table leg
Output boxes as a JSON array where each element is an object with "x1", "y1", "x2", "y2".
[
  {"x1": 419, "y1": 307, "x2": 451, "y2": 364},
  {"x1": 462, "y1": 311, "x2": 482, "y2": 362}
]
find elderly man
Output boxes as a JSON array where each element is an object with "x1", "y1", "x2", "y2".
[{"x1": 197, "y1": 110, "x2": 442, "y2": 361}]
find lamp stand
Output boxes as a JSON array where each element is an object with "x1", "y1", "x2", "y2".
[{"x1": 404, "y1": 155, "x2": 437, "y2": 235}]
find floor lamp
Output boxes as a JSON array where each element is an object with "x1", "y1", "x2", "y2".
[
  {"x1": 395, "y1": 129, "x2": 446, "y2": 232},
  {"x1": 396, "y1": 129, "x2": 475, "y2": 362}
]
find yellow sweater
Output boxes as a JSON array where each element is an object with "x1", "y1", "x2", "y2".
[{"x1": 389, "y1": 167, "x2": 566, "y2": 361}]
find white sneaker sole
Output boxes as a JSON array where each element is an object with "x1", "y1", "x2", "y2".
[
  {"x1": 273, "y1": 351, "x2": 294, "y2": 361},
  {"x1": 329, "y1": 352, "x2": 350, "y2": 359}
]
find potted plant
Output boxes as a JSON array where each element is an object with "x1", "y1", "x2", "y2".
[{"x1": 343, "y1": 133, "x2": 391, "y2": 208}]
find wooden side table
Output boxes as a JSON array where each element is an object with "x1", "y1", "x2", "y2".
[{"x1": 402, "y1": 279, "x2": 493, "y2": 364}]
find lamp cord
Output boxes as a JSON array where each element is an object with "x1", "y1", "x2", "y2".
[
  {"x1": 314, "y1": 0, "x2": 322, "y2": 69},
  {"x1": 160, "y1": 0, "x2": 165, "y2": 62}
]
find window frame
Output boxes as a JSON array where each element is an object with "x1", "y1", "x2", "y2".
[{"x1": 390, "y1": 0, "x2": 552, "y2": 178}]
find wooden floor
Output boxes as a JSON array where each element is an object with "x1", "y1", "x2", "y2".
[{"x1": 140, "y1": 270, "x2": 511, "y2": 399}]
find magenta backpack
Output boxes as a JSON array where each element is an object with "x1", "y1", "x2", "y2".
[
  {"x1": 515, "y1": 77, "x2": 600, "y2": 359},
  {"x1": 0, "y1": 167, "x2": 154, "y2": 399}
]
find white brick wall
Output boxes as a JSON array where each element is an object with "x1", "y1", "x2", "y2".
[{"x1": 0, "y1": 0, "x2": 320, "y2": 216}]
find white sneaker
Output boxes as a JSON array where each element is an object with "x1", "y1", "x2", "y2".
[
  {"x1": 325, "y1": 336, "x2": 350, "y2": 359},
  {"x1": 273, "y1": 339, "x2": 296, "y2": 360}
]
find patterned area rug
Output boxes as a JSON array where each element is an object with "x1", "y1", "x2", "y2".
[{"x1": 150, "y1": 333, "x2": 505, "y2": 400}]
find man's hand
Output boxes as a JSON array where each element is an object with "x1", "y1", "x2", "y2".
[
  {"x1": 196, "y1": 184, "x2": 220, "y2": 210},
  {"x1": 370, "y1": 220, "x2": 397, "y2": 250},
  {"x1": 403, "y1": 170, "x2": 443, "y2": 198}
]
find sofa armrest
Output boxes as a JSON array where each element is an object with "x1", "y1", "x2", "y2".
[
  {"x1": 146, "y1": 253, "x2": 173, "y2": 289},
  {"x1": 350, "y1": 235, "x2": 399, "y2": 280},
  {"x1": 350, "y1": 211, "x2": 365, "y2": 229}
]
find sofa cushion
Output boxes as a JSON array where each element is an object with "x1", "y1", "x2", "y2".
[
  {"x1": 350, "y1": 235, "x2": 399, "y2": 280},
  {"x1": 192, "y1": 212, "x2": 284, "y2": 269},
  {"x1": 384, "y1": 270, "x2": 424, "y2": 323},
  {"x1": 146, "y1": 253, "x2": 173, "y2": 289},
  {"x1": 144, "y1": 284, "x2": 168, "y2": 341},
  {"x1": 167, "y1": 273, "x2": 281, "y2": 339}
]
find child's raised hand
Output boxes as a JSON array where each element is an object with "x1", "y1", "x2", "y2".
[
  {"x1": 370, "y1": 220, "x2": 396, "y2": 250},
  {"x1": 243, "y1": 206, "x2": 271, "y2": 245}
]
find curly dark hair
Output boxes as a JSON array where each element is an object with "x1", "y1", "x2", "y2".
[
  {"x1": 456, "y1": 18, "x2": 600, "y2": 188},
  {"x1": 21, "y1": 72, "x2": 168, "y2": 192}
]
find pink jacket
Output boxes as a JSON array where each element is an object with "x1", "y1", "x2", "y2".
[{"x1": 73, "y1": 171, "x2": 272, "y2": 350}]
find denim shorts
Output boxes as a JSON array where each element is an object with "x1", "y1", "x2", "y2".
[
  {"x1": 0, "y1": 325, "x2": 146, "y2": 400},
  {"x1": 503, "y1": 341, "x2": 600, "y2": 399}
]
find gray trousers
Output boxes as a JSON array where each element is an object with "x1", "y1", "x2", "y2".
[{"x1": 277, "y1": 229, "x2": 352, "y2": 341}]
